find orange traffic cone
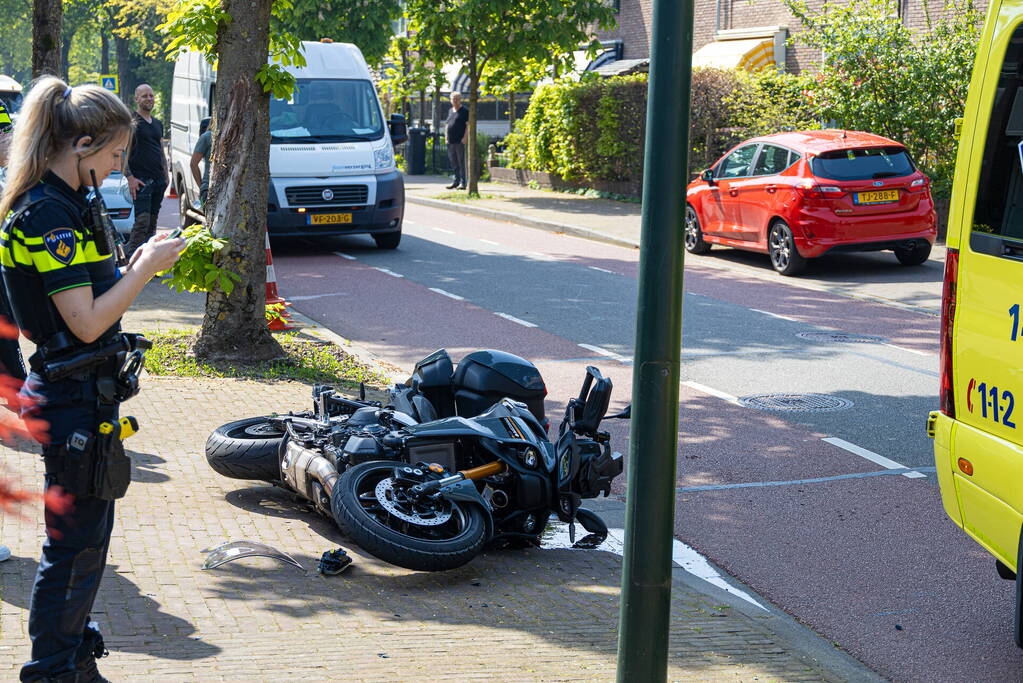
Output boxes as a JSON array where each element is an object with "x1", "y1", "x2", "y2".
[
  {"x1": 166, "y1": 182, "x2": 177, "y2": 199},
  {"x1": 265, "y1": 231, "x2": 296, "y2": 331}
]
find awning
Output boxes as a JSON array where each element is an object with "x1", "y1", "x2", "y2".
[{"x1": 691, "y1": 38, "x2": 775, "y2": 71}]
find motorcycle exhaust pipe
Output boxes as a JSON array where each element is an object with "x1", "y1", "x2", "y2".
[{"x1": 281, "y1": 441, "x2": 340, "y2": 514}]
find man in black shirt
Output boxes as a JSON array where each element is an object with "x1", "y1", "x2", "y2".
[
  {"x1": 445, "y1": 92, "x2": 469, "y2": 190},
  {"x1": 124, "y1": 83, "x2": 168, "y2": 256}
]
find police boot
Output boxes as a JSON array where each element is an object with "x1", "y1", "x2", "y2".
[{"x1": 75, "y1": 630, "x2": 110, "y2": 683}]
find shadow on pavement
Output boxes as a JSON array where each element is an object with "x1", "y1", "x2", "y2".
[{"x1": 0, "y1": 555, "x2": 222, "y2": 662}]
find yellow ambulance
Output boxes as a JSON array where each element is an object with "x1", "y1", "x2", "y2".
[{"x1": 929, "y1": 0, "x2": 1023, "y2": 646}]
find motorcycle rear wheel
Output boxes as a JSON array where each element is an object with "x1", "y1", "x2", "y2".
[
  {"x1": 333, "y1": 461, "x2": 487, "y2": 572},
  {"x1": 205, "y1": 417, "x2": 284, "y2": 482}
]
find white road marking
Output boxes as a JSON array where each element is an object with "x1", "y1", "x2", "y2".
[
  {"x1": 544, "y1": 525, "x2": 766, "y2": 610},
  {"x1": 822, "y1": 437, "x2": 927, "y2": 479},
  {"x1": 681, "y1": 380, "x2": 926, "y2": 480},
  {"x1": 588, "y1": 266, "x2": 614, "y2": 274},
  {"x1": 883, "y1": 343, "x2": 933, "y2": 357},
  {"x1": 749, "y1": 308, "x2": 798, "y2": 322},
  {"x1": 479, "y1": 239, "x2": 500, "y2": 246},
  {"x1": 333, "y1": 251, "x2": 357, "y2": 261},
  {"x1": 682, "y1": 380, "x2": 742, "y2": 405},
  {"x1": 434, "y1": 228, "x2": 455, "y2": 234},
  {"x1": 495, "y1": 312, "x2": 538, "y2": 328},
  {"x1": 429, "y1": 287, "x2": 465, "y2": 301},
  {"x1": 373, "y1": 267, "x2": 404, "y2": 278},
  {"x1": 578, "y1": 344, "x2": 632, "y2": 363},
  {"x1": 288, "y1": 292, "x2": 348, "y2": 301}
]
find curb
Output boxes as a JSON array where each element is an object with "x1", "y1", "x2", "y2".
[{"x1": 405, "y1": 194, "x2": 641, "y2": 250}]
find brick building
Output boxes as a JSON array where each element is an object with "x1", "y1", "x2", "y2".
[{"x1": 597, "y1": 0, "x2": 988, "y2": 73}]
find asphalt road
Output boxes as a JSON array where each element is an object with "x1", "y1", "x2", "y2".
[{"x1": 271, "y1": 203, "x2": 1020, "y2": 682}]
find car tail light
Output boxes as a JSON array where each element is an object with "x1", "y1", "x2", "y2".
[
  {"x1": 939, "y1": 248, "x2": 958, "y2": 417},
  {"x1": 907, "y1": 177, "x2": 929, "y2": 193},
  {"x1": 798, "y1": 180, "x2": 845, "y2": 198}
]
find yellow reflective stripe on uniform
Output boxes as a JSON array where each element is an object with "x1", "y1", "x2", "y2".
[
  {"x1": 0, "y1": 109, "x2": 10, "y2": 127},
  {"x1": 2, "y1": 228, "x2": 44, "y2": 245}
]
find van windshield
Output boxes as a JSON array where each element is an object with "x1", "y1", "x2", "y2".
[
  {"x1": 270, "y1": 78, "x2": 383, "y2": 142},
  {"x1": 810, "y1": 147, "x2": 915, "y2": 181},
  {"x1": 0, "y1": 91, "x2": 22, "y2": 113}
]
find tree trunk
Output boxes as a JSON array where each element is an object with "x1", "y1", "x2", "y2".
[
  {"x1": 101, "y1": 32, "x2": 109, "y2": 75},
  {"x1": 31, "y1": 0, "x2": 62, "y2": 78},
  {"x1": 431, "y1": 73, "x2": 441, "y2": 134},
  {"x1": 60, "y1": 27, "x2": 74, "y2": 81},
  {"x1": 508, "y1": 92, "x2": 516, "y2": 132},
  {"x1": 466, "y1": 44, "x2": 478, "y2": 196},
  {"x1": 195, "y1": 0, "x2": 280, "y2": 362},
  {"x1": 114, "y1": 33, "x2": 134, "y2": 106}
]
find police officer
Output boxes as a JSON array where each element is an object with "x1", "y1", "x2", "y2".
[{"x1": 0, "y1": 77, "x2": 184, "y2": 682}]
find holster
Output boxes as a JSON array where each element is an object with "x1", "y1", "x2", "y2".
[{"x1": 46, "y1": 425, "x2": 131, "y2": 500}]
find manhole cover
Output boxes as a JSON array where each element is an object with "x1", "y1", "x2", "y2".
[
  {"x1": 739, "y1": 393, "x2": 854, "y2": 412},
  {"x1": 797, "y1": 332, "x2": 887, "y2": 344}
]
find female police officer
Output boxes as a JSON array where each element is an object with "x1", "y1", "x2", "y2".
[{"x1": 0, "y1": 76, "x2": 184, "y2": 682}]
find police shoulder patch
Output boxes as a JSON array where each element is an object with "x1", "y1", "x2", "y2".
[{"x1": 43, "y1": 228, "x2": 77, "y2": 265}]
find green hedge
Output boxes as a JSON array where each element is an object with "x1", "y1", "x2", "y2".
[
  {"x1": 505, "y1": 75, "x2": 647, "y2": 183},
  {"x1": 505, "y1": 69, "x2": 817, "y2": 187}
]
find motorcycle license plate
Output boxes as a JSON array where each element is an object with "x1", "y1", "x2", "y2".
[
  {"x1": 309, "y1": 213, "x2": 353, "y2": 225},
  {"x1": 854, "y1": 190, "x2": 899, "y2": 205}
]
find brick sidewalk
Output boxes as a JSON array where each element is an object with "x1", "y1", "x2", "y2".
[{"x1": 0, "y1": 285, "x2": 861, "y2": 680}]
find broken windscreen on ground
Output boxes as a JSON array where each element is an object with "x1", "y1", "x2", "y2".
[{"x1": 201, "y1": 540, "x2": 304, "y2": 571}]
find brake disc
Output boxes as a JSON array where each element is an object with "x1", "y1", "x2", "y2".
[
  {"x1": 244, "y1": 421, "x2": 283, "y2": 437},
  {"x1": 375, "y1": 478, "x2": 452, "y2": 526}
]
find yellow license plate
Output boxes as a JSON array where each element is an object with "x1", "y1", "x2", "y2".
[
  {"x1": 855, "y1": 190, "x2": 900, "y2": 205},
  {"x1": 309, "y1": 213, "x2": 352, "y2": 225}
]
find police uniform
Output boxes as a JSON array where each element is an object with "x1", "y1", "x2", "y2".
[
  {"x1": 1, "y1": 171, "x2": 122, "y2": 682},
  {"x1": 0, "y1": 100, "x2": 26, "y2": 380}
]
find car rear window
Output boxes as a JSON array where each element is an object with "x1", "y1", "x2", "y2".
[{"x1": 810, "y1": 147, "x2": 915, "y2": 181}]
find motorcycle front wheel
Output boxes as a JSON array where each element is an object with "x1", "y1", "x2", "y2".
[{"x1": 332, "y1": 461, "x2": 487, "y2": 572}]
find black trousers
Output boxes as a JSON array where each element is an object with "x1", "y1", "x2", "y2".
[
  {"x1": 19, "y1": 374, "x2": 117, "y2": 681},
  {"x1": 125, "y1": 178, "x2": 168, "y2": 257}
]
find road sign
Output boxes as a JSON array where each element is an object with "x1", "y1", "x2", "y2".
[{"x1": 100, "y1": 75, "x2": 118, "y2": 93}]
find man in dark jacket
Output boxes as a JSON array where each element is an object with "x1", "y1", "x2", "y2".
[{"x1": 445, "y1": 92, "x2": 469, "y2": 190}]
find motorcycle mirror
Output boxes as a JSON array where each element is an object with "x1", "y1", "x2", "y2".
[{"x1": 607, "y1": 404, "x2": 631, "y2": 420}]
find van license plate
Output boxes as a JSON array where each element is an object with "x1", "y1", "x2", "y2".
[
  {"x1": 855, "y1": 190, "x2": 900, "y2": 205},
  {"x1": 310, "y1": 213, "x2": 352, "y2": 225}
]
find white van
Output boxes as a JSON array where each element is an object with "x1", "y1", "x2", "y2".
[{"x1": 169, "y1": 40, "x2": 406, "y2": 248}]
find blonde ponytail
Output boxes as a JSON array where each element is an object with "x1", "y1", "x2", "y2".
[{"x1": 0, "y1": 76, "x2": 133, "y2": 220}]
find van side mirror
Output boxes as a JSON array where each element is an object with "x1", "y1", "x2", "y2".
[
  {"x1": 701, "y1": 168, "x2": 716, "y2": 184},
  {"x1": 388, "y1": 113, "x2": 408, "y2": 146}
]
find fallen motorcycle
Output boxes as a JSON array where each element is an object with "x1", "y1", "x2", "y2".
[{"x1": 205, "y1": 349, "x2": 625, "y2": 571}]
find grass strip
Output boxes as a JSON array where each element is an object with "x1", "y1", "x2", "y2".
[{"x1": 143, "y1": 330, "x2": 390, "y2": 389}]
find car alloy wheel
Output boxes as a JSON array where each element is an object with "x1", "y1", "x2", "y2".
[
  {"x1": 768, "y1": 220, "x2": 807, "y2": 276},
  {"x1": 769, "y1": 225, "x2": 791, "y2": 270},
  {"x1": 683, "y1": 206, "x2": 711, "y2": 254}
]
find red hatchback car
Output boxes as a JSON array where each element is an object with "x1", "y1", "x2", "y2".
[{"x1": 684, "y1": 130, "x2": 937, "y2": 275}]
